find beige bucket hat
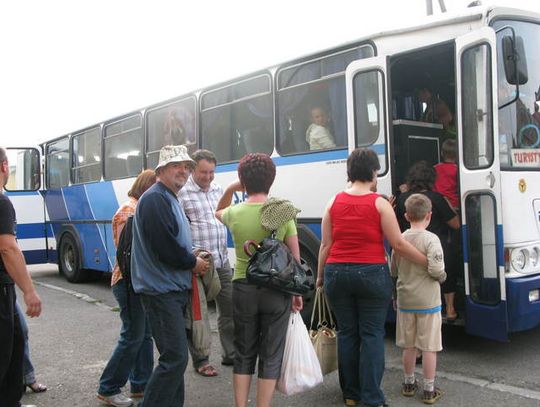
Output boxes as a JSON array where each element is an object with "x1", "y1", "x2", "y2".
[{"x1": 155, "y1": 145, "x2": 195, "y2": 171}]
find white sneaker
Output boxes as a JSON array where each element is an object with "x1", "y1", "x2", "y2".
[{"x1": 97, "y1": 393, "x2": 134, "y2": 406}]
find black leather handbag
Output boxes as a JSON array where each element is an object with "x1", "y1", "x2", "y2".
[{"x1": 243, "y1": 234, "x2": 313, "y2": 296}]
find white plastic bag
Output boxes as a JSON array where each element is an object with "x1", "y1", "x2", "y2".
[{"x1": 277, "y1": 312, "x2": 323, "y2": 395}]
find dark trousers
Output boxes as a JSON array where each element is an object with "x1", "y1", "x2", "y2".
[
  {"x1": 140, "y1": 291, "x2": 189, "y2": 407},
  {"x1": 0, "y1": 284, "x2": 24, "y2": 407}
]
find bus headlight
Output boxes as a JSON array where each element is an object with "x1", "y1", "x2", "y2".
[
  {"x1": 511, "y1": 249, "x2": 528, "y2": 270},
  {"x1": 529, "y1": 289, "x2": 540, "y2": 303},
  {"x1": 530, "y1": 247, "x2": 540, "y2": 268}
]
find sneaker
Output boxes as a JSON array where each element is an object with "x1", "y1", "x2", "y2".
[
  {"x1": 401, "y1": 380, "x2": 418, "y2": 397},
  {"x1": 423, "y1": 388, "x2": 443, "y2": 404},
  {"x1": 344, "y1": 399, "x2": 357, "y2": 406},
  {"x1": 97, "y1": 393, "x2": 134, "y2": 407}
]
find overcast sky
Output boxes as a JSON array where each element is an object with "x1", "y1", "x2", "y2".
[{"x1": 1, "y1": 0, "x2": 539, "y2": 147}]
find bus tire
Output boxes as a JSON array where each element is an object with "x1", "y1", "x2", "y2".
[
  {"x1": 297, "y1": 224, "x2": 321, "y2": 325},
  {"x1": 59, "y1": 233, "x2": 89, "y2": 283}
]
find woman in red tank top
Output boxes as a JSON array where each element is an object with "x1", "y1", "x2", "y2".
[{"x1": 316, "y1": 148, "x2": 427, "y2": 407}]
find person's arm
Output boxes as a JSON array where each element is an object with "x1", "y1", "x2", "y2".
[
  {"x1": 377, "y1": 197, "x2": 428, "y2": 267},
  {"x1": 0, "y1": 234, "x2": 41, "y2": 317},
  {"x1": 439, "y1": 195, "x2": 460, "y2": 230},
  {"x1": 316, "y1": 197, "x2": 335, "y2": 288},
  {"x1": 284, "y1": 232, "x2": 303, "y2": 312},
  {"x1": 426, "y1": 235, "x2": 447, "y2": 283},
  {"x1": 139, "y1": 193, "x2": 197, "y2": 270},
  {"x1": 215, "y1": 180, "x2": 243, "y2": 222}
]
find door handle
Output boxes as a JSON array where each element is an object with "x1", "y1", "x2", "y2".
[{"x1": 486, "y1": 172, "x2": 495, "y2": 188}]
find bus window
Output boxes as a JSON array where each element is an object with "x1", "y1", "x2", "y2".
[
  {"x1": 276, "y1": 45, "x2": 374, "y2": 155},
  {"x1": 104, "y1": 114, "x2": 143, "y2": 180},
  {"x1": 4, "y1": 148, "x2": 40, "y2": 191},
  {"x1": 465, "y1": 193, "x2": 500, "y2": 305},
  {"x1": 146, "y1": 97, "x2": 197, "y2": 169},
  {"x1": 200, "y1": 75, "x2": 273, "y2": 164},
  {"x1": 46, "y1": 137, "x2": 70, "y2": 189},
  {"x1": 353, "y1": 70, "x2": 383, "y2": 147},
  {"x1": 494, "y1": 20, "x2": 540, "y2": 169},
  {"x1": 461, "y1": 43, "x2": 494, "y2": 170},
  {"x1": 71, "y1": 127, "x2": 101, "y2": 184}
]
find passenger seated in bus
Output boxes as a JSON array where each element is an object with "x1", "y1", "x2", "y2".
[
  {"x1": 163, "y1": 111, "x2": 187, "y2": 146},
  {"x1": 305, "y1": 106, "x2": 336, "y2": 150},
  {"x1": 395, "y1": 161, "x2": 460, "y2": 322},
  {"x1": 433, "y1": 139, "x2": 458, "y2": 211},
  {"x1": 417, "y1": 87, "x2": 435, "y2": 123},
  {"x1": 435, "y1": 99, "x2": 456, "y2": 140}
]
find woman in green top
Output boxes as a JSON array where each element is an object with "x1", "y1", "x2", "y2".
[{"x1": 216, "y1": 153, "x2": 303, "y2": 407}]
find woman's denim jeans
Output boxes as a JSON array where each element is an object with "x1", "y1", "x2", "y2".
[
  {"x1": 98, "y1": 278, "x2": 154, "y2": 396},
  {"x1": 324, "y1": 263, "x2": 392, "y2": 407}
]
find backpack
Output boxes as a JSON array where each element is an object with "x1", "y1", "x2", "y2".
[
  {"x1": 116, "y1": 215, "x2": 134, "y2": 293},
  {"x1": 243, "y1": 232, "x2": 313, "y2": 296}
]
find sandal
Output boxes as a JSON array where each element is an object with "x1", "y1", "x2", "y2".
[
  {"x1": 196, "y1": 364, "x2": 218, "y2": 377},
  {"x1": 27, "y1": 382, "x2": 47, "y2": 393}
]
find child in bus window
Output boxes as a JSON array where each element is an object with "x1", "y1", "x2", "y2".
[
  {"x1": 433, "y1": 139, "x2": 458, "y2": 210},
  {"x1": 305, "y1": 106, "x2": 336, "y2": 150}
]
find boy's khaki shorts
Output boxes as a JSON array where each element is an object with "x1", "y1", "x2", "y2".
[{"x1": 396, "y1": 310, "x2": 442, "y2": 352}]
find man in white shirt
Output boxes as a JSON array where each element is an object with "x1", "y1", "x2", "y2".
[{"x1": 178, "y1": 149, "x2": 234, "y2": 376}]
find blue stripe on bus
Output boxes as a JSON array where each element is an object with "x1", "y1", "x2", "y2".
[
  {"x1": 23, "y1": 250, "x2": 48, "y2": 265},
  {"x1": 16, "y1": 223, "x2": 46, "y2": 239},
  {"x1": 216, "y1": 145, "x2": 386, "y2": 173},
  {"x1": 5, "y1": 191, "x2": 40, "y2": 196},
  {"x1": 62, "y1": 185, "x2": 95, "y2": 220},
  {"x1": 496, "y1": 224, "x2": 504, "y2": 268},
  {"x1": 43, "y1": 189, "x2": 69, "y2": 222},
  {"x1": 85, "y1": 182, "x2": 119, "y2": 220}
]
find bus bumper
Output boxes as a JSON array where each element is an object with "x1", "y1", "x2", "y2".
[{"x1": 506, "y1": 275, "x2": 540, "y2": 333}]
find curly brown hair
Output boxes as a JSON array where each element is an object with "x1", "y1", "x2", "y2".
[
  {"x1": 237, "y1": 153, "x2": 276, "y2": 195},
  {"x1": 405, "y1": 161, "x2": 436, "y2": 192}
]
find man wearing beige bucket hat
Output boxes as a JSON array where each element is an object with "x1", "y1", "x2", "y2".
[{"x1": 131, "y1": 145, "x2": 209, "y2": 407}]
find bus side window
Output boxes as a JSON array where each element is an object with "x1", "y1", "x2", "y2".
[
  {"x1": 276, "y1": 45, "x2": 374, "y2": 155},
  {"x1": 104, "y1": 114, "x2": 144, "y2": 180},
  {"x1": 201, "y1": 75, "x2": 273, "y2": 164}
]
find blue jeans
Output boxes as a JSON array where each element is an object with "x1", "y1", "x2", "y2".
[
  {"x1": 324, "y1": 263, "x2": 392, "y2": 407},
  {"x1": 98, "y1": 279, "x2": 154, "y2": 396},
  {"x1": 140, "y1": 291, "x2": 189, "y2": 407},
  {"x1": 16, "y1": 303, "x2": 35, "y2": 386}
]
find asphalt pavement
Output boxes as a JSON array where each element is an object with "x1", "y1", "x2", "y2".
[{"x1": 18, "y1": 265, "x2": 540, "y2": 407}]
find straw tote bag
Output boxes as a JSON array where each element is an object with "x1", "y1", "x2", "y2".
[{"x1": 309, "y1": 287, "x2": 338, "y2": 375}]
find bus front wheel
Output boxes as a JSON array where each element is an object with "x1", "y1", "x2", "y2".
[{"x1": 59, "y1": 234, "x2": 88, "y2": 283}]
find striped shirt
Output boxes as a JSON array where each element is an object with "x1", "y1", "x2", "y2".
[
  {"x1": 111, "y1": 197, "x2": 137, "y2": 286},
  {"x1": 178, "y1": 176, "x2": 229, "y2": 268}
]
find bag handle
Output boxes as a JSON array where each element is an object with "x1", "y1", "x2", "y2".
[
  {"x1": 310, "y1": 287, "x2": 322, "y2": 329},
  {"x1": 243, "y1": 240, "x2": 259, "y2": 257},
  {"x1": 314, "y1": 287, "x2": 335, "y2": 329}
]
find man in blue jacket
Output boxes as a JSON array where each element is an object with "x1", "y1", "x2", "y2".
[{"x1": 131, "y1": 145, "x2": 209, "y2": 407}]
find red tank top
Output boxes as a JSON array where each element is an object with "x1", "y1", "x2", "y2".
[{"x1": 326, "y1": 192, "x2": 386, "y2": 264}]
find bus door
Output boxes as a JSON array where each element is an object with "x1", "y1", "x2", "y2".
[
  {"x1": 456, "y1": 28, "x2": 508, "y2": 341},
  {"x1": 345, "y1": 56, "x2": 392, "y2": 195},
  {"x1": 5, "y1": 147, "x2": 50, "y2": 265}
]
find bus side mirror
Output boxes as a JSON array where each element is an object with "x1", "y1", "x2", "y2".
[{"x1": 502, "y1": 35, "x2": 528, "y2": 85}]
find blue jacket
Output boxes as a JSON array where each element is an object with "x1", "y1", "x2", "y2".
[{"x1": 131, "y1": 182, "x2": 196, "y2": 295}]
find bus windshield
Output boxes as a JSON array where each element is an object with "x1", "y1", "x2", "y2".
[{"x1": 495, "y1": 20, "x2": 540, "y2": 169}]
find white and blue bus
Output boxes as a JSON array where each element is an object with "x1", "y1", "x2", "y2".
[{"x1": 6, "y1": 5, "x2": 540, "y2": 341}]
